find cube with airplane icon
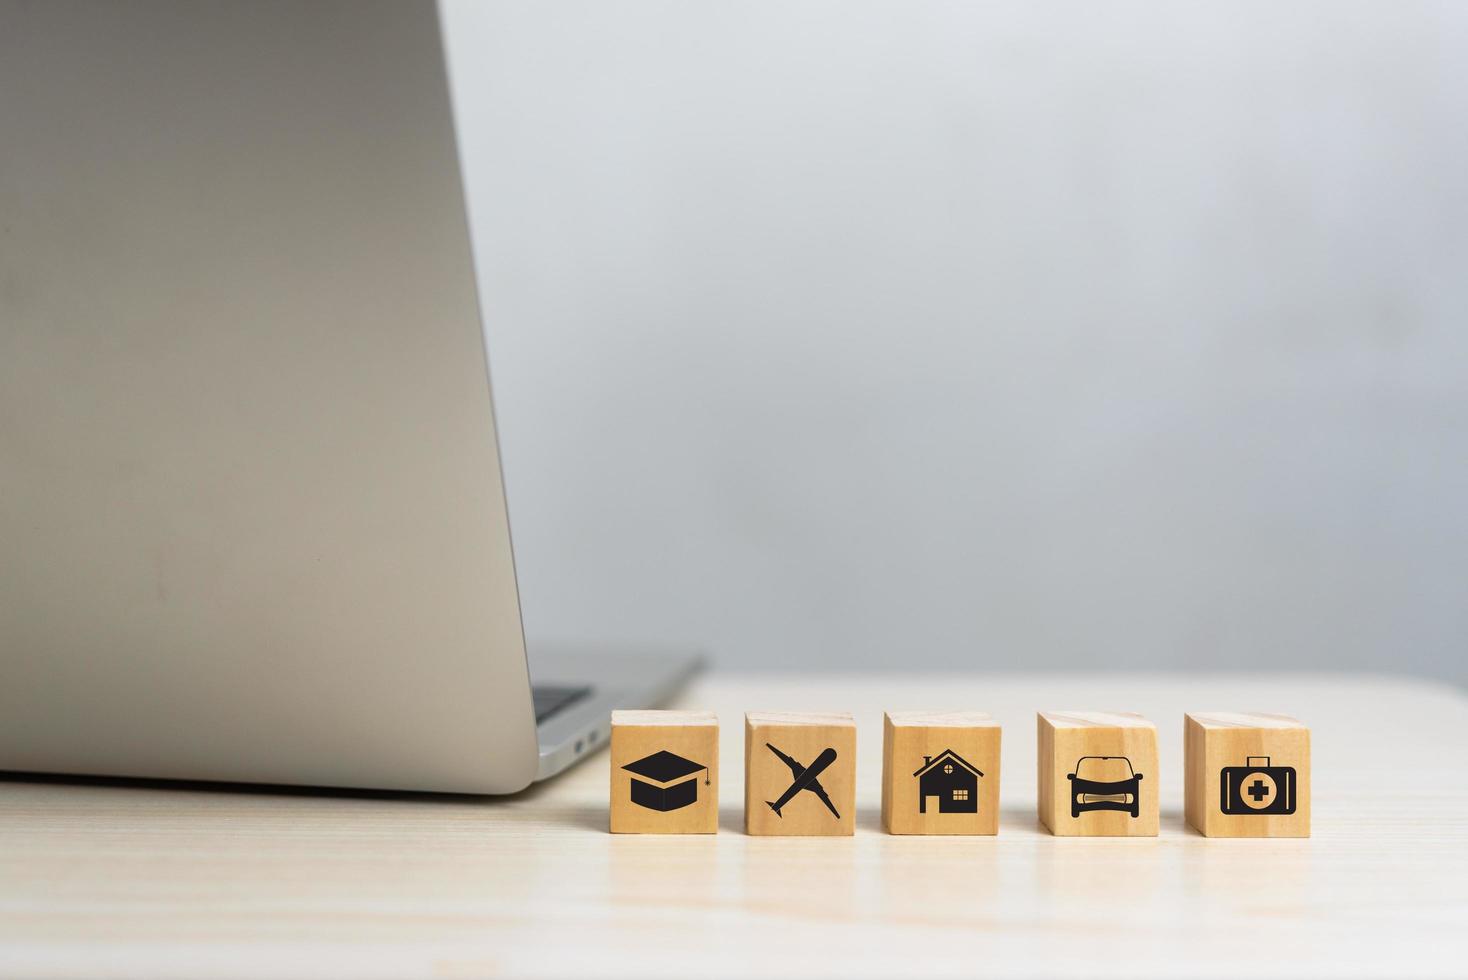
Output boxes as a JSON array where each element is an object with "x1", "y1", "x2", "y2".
[{"x1": 744, "y1": 712, "x2": 856, "y2": 836}]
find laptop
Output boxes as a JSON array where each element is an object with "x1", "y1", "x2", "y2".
[{"x1": 0, "y1": 0, "x2": 700, "y2": 793}]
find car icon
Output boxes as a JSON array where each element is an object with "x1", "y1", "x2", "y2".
[{"x1": 1067, "y1": 755, "x2": 1143, "y2": 818}]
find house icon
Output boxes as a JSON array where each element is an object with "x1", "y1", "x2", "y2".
[{"x1": 913, "y1": 748, "x2": 983, "y2": 814}]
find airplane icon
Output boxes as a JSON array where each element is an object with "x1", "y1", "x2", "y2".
[{"x1": 765, "y1": 743, "x2": 841, "y2": 819}]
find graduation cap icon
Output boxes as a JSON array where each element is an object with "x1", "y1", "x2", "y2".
[{"x1": 622, "y1": 750, "x2": 710, "y2": 812}]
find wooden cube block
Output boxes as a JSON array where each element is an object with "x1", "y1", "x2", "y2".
[
  {"x1": 744, "y1": 712, "x2": 856, "y2": 836},
  {"x1": 1037, "y1": 711, "x2": 1159, "y2": 836},
  {"x1": 1185, "y1": 712, "x2": 1310, "y2": 838},
  {"x1": 882, "y1": 712, "x2": 1001, "y2": 835},
  {"x1": 609, "y1": 710, "x2": 718, "y2": 834}
]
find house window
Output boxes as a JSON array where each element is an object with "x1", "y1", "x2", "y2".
[
  {"x1": 953, "y1": 789, "x2": 969, "y2": 801},
  {"x1": 943, "y1": 764, "x2": 954, "y2": 774}
]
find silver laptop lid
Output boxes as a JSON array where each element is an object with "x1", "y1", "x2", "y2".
[{"x1": 0, "y1": 0, "x2": 541, "y2": 792}]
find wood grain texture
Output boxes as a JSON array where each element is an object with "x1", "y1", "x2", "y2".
[
  {"x1": 1037, "y1": 711, "x2": 1159, "y2": 836},
  {"x1": 609, "y1": 710, "x2": 718, "y2": 834},
  {"x1": 1184, "y1": 712, "x2": 1310, "y2": 837},
  {"x1": 882, "y1": 711, "x2": 1000, "y2": 835},
  {"x1": 744, "y1": 711, "x2": 856, "y2": 836},
  {"x1": 0, "y1": 673, "x2": 1465, "y2": 979}
]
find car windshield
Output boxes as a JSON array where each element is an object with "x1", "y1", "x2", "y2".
[{"x1": 1075, "y1": 757, "x2": 1135, "y2": 782}]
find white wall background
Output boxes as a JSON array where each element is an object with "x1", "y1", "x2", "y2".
[{"x1": 442, "y1": 1, "x2": 1467, "y2": 683}]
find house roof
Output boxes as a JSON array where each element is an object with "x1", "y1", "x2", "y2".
[{"x1": 912, "y1": 748, "x2": 984, "y2": 778}]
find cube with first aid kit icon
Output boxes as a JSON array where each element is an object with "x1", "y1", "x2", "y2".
[{"x1": 1185, "y1": 713, "x2": 1310, "y2": 838}]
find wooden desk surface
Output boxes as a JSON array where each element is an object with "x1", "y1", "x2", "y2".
[{"x1": 3, "y1": 673, "x2": 1465, "y2": 978}]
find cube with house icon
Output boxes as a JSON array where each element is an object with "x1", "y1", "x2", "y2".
[
  {"x1": 1185, "y1": 712, "x2": 1310, "y2": 838},
  {"x1": 609, "y1": 710, "x2": 718, "y2": 834},
  {"x1": 1037, "y1": 711, "x2": 1159, "y2": 836},
  {"x1": 882, "y1": 711, "x2": 1001, "y2": 835}
]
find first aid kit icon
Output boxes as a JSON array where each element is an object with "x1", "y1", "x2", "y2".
[{"x1": 1220, "y1": 756, "x2": 1298, "y2": 815}]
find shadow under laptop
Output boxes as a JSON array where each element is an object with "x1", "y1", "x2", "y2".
[
  {"x1": 0, "y1": 769, "x2": 508, "y2": 806},
  {"x1": 499, "y1": 774, "x2": 611, "y2": 832}
]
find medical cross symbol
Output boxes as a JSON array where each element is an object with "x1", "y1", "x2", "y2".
[{"x1": 1247, "y1": 779, "x2": 1270, "y2": 802}]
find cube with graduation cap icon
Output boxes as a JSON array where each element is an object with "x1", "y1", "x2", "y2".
[
  {"x1": 624, "y1": 749, "x2": 709, "y2": 812},
  {"x1": 610, "y1": 711, "x2": 719, "y2": 834}
]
